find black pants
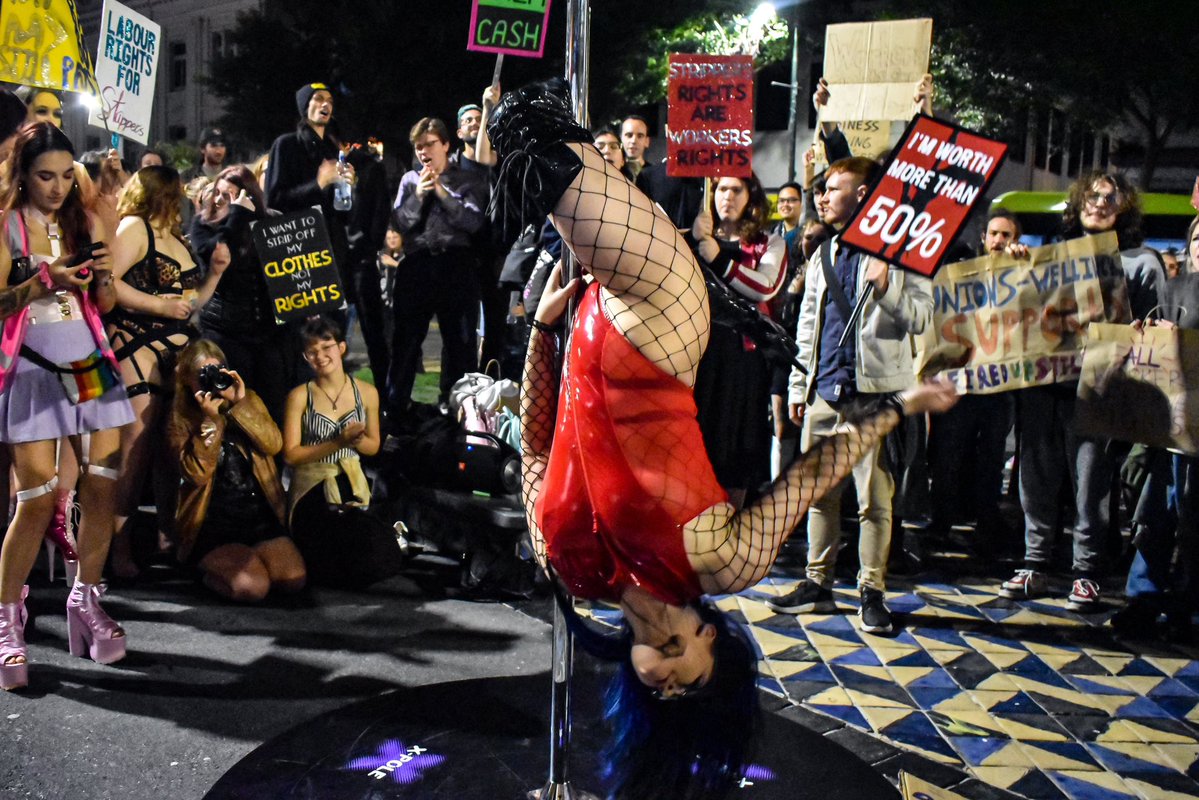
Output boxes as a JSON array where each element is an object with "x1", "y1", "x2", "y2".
[
  {"x1": 350, "y1": 261, "x2": 391, "y2": 393},
  {"x1": 387, "y1": 249, "x2": 479, "y2": 415},
  {"x1": 291, "y1": 487, "x2": 405, "y2": 588}
]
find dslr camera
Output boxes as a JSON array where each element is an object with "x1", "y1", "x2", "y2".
[{"x1": 197, "y1": 364, "x2": 234, "y2": 394}]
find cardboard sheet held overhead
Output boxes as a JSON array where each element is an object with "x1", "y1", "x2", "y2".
[{"x1": 821, "y1": 18, "x2": 932, "y2": 122}]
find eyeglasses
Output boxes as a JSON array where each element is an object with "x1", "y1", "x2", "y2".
[
  {"x1": 302, "y1": 341, "x2": 341, "y2": 360},
  {"x1": 777, "y1": 197, "x2": 800, "y2": 205},
  {"x1": 1085, "y1": 191, "x2": 1121, "y2": 208}
]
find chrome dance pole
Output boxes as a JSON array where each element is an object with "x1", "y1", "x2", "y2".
[{"x1": 535, "y1": 2, "x2": 595, "y2": 800}]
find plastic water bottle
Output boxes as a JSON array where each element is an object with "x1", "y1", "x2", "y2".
[{"x1": 333, "y1": 152, "x2": 353, "y2": 211}]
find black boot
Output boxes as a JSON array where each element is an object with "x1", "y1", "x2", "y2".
[{"x1": 486, "y1": 78, "x2": 593, "y2": 240}]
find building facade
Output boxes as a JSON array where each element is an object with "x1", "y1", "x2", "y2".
[{"x1": 62, "y1": 0, "x2": 261, "y2": 157}]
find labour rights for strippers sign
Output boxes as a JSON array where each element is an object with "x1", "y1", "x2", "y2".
[{"x1": 840, "y1": 114, "x2": 1007, "y2": 277}]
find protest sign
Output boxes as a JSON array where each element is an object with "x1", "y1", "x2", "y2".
[
  {"x1": 0, "y1": 0, "x2": 92, "y2": 92},
  {"x1": 919, "y1": 232, "x2": 1131, "y2": 394},
  {"x1": 252, "y1": 209, "x2": 344, "y2": 323},
  {"x1": 88, "y1": 0, "x2": 160, "y2": 144},
  {"x1": 821, "y1": 18, "x2": 932, "y2": 122},
  {"x1": 467, "y1": 0, "x2": 552, "y2": 58},
  {"x1": 665, "y1": 54, "x2": 754, "y2": 178},
  {"x1": 839, "y1": 119, "x2": 907, "y2": 161},
  {"x1": 1076, "y1": 323, "x2": 1199, "y2": 455},
  {"x1": 841, "y1": 115, "x2": 1007, "y2": 277}
]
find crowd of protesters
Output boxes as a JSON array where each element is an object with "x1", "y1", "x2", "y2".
[{"x1": 0, "y1": 67, "x2": 1195, "y2": 695}]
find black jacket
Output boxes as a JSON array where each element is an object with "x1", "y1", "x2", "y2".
[{"x1": 264, "y1": 123, "x2": 352, "y2": 296}]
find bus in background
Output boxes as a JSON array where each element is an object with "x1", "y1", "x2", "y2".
[{"x1": 990, "y1": 191, "x2": 1194, "y2": 253}]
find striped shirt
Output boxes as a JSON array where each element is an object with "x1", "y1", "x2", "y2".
[{"x1": 301, "y1": 377, "x2": 364, "y2": 463}]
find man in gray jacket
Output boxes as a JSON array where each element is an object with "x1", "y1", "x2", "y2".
[{"x1": 768, "y1": 156, "x2": 933, "y2": 634}]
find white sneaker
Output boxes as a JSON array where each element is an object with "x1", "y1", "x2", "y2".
[{"x1": 999, "y1": 569, "x2": 1048, "y2": 600}]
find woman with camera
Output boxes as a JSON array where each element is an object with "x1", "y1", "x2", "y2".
[
  {"x1": 106, "y1": 165, "x2": 229, "y2": 579},
  {"x1": 282, "y1": 318, "x2": 404, "y2": 587},
  {"x1": 167, "y1": 339, "x2": 306, "y2": 601},
  {"x1": 0, "y1": 123, "x2": 135, "y2": 691}
]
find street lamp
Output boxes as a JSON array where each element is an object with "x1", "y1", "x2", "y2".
[{"x1": 741, "y1": 2, "x2": 777, "y2": 56}]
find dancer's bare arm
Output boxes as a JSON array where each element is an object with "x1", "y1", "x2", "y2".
[
  {"x1": 520, "y1": 262, "x2": 578, "y2": 567},
  {"x1": 550, "y1": 144, "x2": 710, "y2": 386},
  {"x1": 684, "y1": 380, "x2": 959, "y2": 594}
]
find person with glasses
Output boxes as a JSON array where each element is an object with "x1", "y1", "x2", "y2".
[
  {"x1": 167, "y1": 339, "x2": 306, "y2": 602},
  {"x1": 282, "y1": 318, "x2": 404, "y2": 588},
  {"x1": 1000, "y1": 171, "x2": 1165, "y2": 611},
  {"x1": 592, "y1": 128, "x2": 634, "y2": 181}
]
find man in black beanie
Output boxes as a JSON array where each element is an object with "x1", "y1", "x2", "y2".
[{"x1": 265, "y1": 83, "x2": 356, "y2": 368}]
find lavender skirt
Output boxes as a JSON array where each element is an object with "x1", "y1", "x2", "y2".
[{"x1": 0, "y1": 320, "x2": 135, "y2": 443}]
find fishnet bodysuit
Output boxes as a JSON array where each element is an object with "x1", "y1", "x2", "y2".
[{"x1": 521, "y1": 144, "x2": 904, "y2": 599}]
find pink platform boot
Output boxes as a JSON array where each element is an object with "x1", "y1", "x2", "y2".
[
  {"x1": 66, "y1": 581, "x2": 126, "y2": 665},
  {"x1": 0, "y1": 585, "x2": 30, "y2": 691},
  {"x1": 44, "y1": 491, "x2": 79, "y2": 585}
]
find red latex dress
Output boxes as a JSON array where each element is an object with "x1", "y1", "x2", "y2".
[{"x1": 536, "y1": 281, "x2": 728, "y2": 605}]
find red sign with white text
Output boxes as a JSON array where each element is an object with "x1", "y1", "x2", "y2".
[
  {"x1": 666, "y1": 54, "x2": 754, "y2": 178},
  {"x1": 840, "y1": 114, "x2": 1007, "y2": 277}
]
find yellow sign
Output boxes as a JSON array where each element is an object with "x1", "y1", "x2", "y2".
[
  {"x1": 822, "y1": 18, "x2": 932, "y2": 122},
  {"x1": 0, "y1": 0, "x2": 92, "y2": 91}
]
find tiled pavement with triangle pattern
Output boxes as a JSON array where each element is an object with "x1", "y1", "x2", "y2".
[{"x1": 718, "y1": 565, "x2": 1199, "y2": 800}]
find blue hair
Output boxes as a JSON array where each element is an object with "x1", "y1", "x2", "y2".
[{"x1": 553, "y1": 585, "x2": 761, "y2": 800}]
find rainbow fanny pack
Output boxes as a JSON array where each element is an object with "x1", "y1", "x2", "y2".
[{"x1": 19, "y1": 345, "x2": 122, "y2": 404}]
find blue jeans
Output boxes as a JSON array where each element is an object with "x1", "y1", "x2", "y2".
[{"x1": 1126, "y1": 453, "x2": 1199, "y2": 613}]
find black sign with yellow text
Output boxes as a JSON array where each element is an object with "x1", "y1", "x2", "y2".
[{"x1": 251, "y1": 208, "x2": 343, "y2": 323}]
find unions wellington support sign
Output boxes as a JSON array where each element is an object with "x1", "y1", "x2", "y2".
[
  {"x1": 252, "y1": 209, "x2": 344, "y2": 323},
  {"x1": 88, "y1": 0, "x2": 160, "y2": 144},
  {"x1": 919, "y1": 232, "x2": 1130, "y2": 394},
  {"x1": 666, "y1": 54, "x2": 754, "y2": 178},
  {"x1": 467, "y1": 0, "x2": 552, "y2": 58},
  {"x1": 841, "y1": 114, "x2": 1007, "y2": 277}
]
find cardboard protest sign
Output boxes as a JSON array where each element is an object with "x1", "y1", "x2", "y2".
[
  {"x1": 1076, "y1": 322, "x2": 1199, "y2": 455},
  {"x1": 252, "y1": 209, "x2": 344, "y2": 323},
  {"x1": 665, "y1": 54, "x2": 754, "y2": 178},
  {"x1": 841, "y1": 115, "x2": 1007, "y2": 277},
  {"x1": 88, "y1": 0, "x2": 160, "y2": 144},
  {"x1": 0, "y1": 0, "x2": 92, "y2": 91},
  {"x1": 821, "y1": 18, "x2": 932, "y2": 122},
  {"x1": 467, "y1": 0, "x2": 552, "y2": 58},
  {"x1": 919, "y1": 232, "x2": 1131, "y2": 394},
  {"x1": 839, "y1": 119, "x2": 907, "y2": 161}
]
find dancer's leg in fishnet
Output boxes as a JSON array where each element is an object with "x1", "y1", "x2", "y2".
[
  {"x1": 550, "y1": 143, "x2": 709, "y2": 386},
  {"x1": 520, "y1": 325, "x2": 557, "y2": 568},
  {"x1": 686, "y1": 404, "x2": 905, "y2": 596}
]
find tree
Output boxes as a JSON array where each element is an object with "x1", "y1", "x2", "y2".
[
  {"x1": 872, "y1": 0, "x2": 1199, "y2": 190},
  {"x1": 208, "y1": 0, "x2": 771, "y2": 164}
]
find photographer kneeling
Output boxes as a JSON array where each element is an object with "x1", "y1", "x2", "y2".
[
  {"x1": 167, "y1": 340, "x2": 307, "y2": 601},
  {"x1": 282, "y1": 318, "x2": 404, "y2": 588}
]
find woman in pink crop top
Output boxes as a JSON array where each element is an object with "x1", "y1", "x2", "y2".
[
  {"x1": 0, "y1": 124, "x2": 135, "y2": 692},
  {"x1": 489, "y1": 79, "x2": 958, "y2": 800}
]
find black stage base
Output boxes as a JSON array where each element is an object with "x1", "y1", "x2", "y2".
[{"x1": 205, "y1": 670, "x2": 898, "y2": 799}]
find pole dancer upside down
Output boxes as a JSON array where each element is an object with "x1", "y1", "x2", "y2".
[{"x1": 493, "y1": 79, "x2": 959, "y2": 800}]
